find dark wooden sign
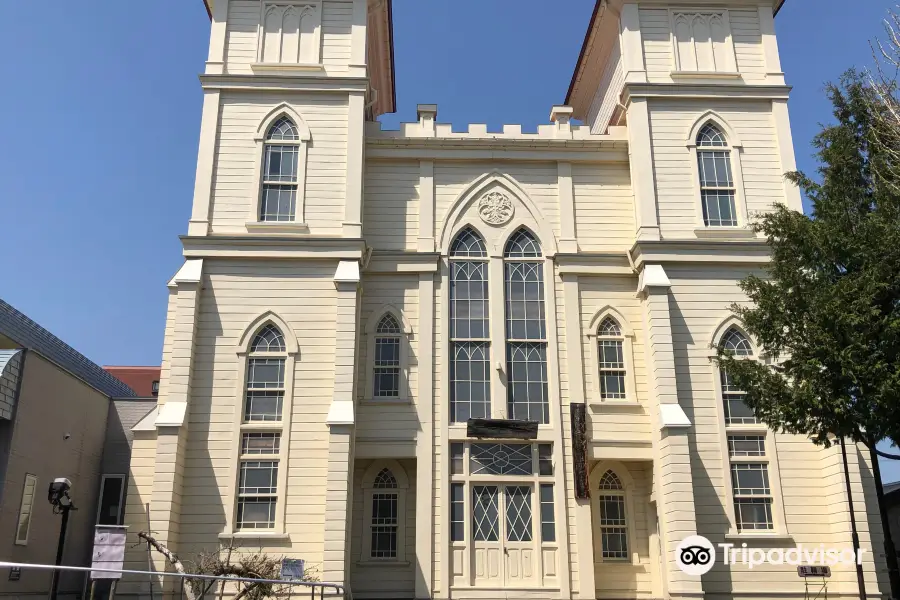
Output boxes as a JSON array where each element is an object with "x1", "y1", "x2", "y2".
[
  {"x1": 571, "y1": 403, "x2": 590, "y2": 499},
  {"x1": 466, "y1": 418, "x2": 539, "y2": 439}
]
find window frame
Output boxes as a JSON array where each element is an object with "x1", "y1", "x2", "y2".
[
  {"x1": 709, "y1": 320, "x2": 788, "y2": 536},
  {"x1": 95, "y1": 474, "x2": 127, "y2": 526},
  {"x1": 364, "y1": 307, "x2": 412, "y2": 403},
  {"x1": 255, "y1": 0, "x2": 323, "y2": 67},
  {"x1": 15, "y1": 473, "x2": 38, "y2": 546},
  {"x1": 586, "y1": 308, "x2": 638, "y2": 405},
  {"x1": 247, "y1": 106, "x2": 311, "y2": 232},
  {"x1": 589, "y1": 462, "x2": 638, "y2": 565},
  {"x1": 360, "y1": 461, "x2": 409, "y2": 563},
  {"x1": 685, "y1": 114, "x2": 750, "y2": 234},
  {"x1": 226, "y1": 314, "x2": 298, "y2": 536}
]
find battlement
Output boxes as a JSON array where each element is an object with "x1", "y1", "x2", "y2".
[{"x1": 365, "y1": 104, "x2": 626, "y2": 141}]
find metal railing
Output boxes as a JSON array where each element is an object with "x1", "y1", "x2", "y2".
[{"x1": 0, "y1": 561, "x2": 350, "y2": 600}]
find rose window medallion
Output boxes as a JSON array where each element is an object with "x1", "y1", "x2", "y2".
[{"x1": 477, "y1": 191, "x2": 514, "y2": 226}]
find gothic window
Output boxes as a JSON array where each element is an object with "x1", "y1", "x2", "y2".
[
  {"x1": 362, "y1": 463, "x2": 408, "y2": 561},
  {"x1": 373, "y1": 314, "x2": 402, "y2": 398},
  {"x1": 504, "y1": 228, "x2": 548, "y2": 423},
  {"x1": 597, "y1": 317, "x2": 626, "y2": 399},
  {"x1": 597, "y1": 470, "x2": 628, "y2": 560},
  {"x1": 260, "y1": 117, "x2": 300, "y2": 222},
  {"x1": 450, "y1": 228, "x2": 490, "y2": 422},
  {"x1": 696, "y1": 123, "x2": 738, "y2": 227}
]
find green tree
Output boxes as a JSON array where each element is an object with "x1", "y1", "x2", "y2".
[{"x1": 716, "y1": 71, "x2": 900, "y2": 596}]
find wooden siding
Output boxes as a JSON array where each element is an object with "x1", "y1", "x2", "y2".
[
  {"x1": 640, "y1": 8, "x2": 673, "y2": 82},
  {"x1": 363, "y1": 161, "x2": 420, "y2": 251},
  {"x1": 356, "y1": 274, "x2": 420, "y2": 439},
  {"x1": 224, "y1": 0, "x2": 354, "y2": 74},
  {"x1": 572, "y1": 164, "x2": 634, "y2": 253},
  {"x1": 210, "y1": 92, "x2": 348, "y2": 235},
  {"x1": 649, "y1": 98, "x2": 783, "y2": 238}
]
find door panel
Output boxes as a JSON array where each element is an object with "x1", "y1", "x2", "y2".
[
  {"x1": 472, "y1": 486, "x2": 502, "y2": 586},
  {"x1": 504, "y1": 485, "x2": 537, "y2": 585}
]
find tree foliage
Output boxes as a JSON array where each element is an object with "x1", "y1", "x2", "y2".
[{"x1": 715, "y1": 71, "x2": 900, "y2": 450}]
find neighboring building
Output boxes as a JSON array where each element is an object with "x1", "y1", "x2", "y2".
[
  {"x1": 104, "y1": 366, "x2": 162, "y2": 397},
  {"x1": 121, "y1": 1, "x2": 890, "y2": 599},
  {"x1": 0, "y1": 299, "x2": 154, "y2": 599},
  {"x1": 884, "y1": 482, "x2": 900, "y2": 576}
]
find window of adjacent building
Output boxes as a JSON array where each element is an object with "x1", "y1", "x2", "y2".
[
  {"x1": 696, "y1": 123, "x2": 738, "y2": 227},
  {"x1": 236, "y1": 324, "x2": 286, "y2": 530},
  {"x1": 15, "y1": 474, "x2": 37, "y2": 545},
  {"x1": 672, "y1": 12, "x2": 736, "y2": 73},
  {"x1": 151, "y1": 380, "x2": 159, "y2": 396},
  {"x1": 257, "y1": 2, "x2": 322, "y2": 65},
  {"x1": 504, "y1": 228, "x2": 549, "y2": 424},
  {"x1": 449, "y1": 227, "x2": 490, "y2": 422},
  {"x1": 719, "y1": 327, "x2": 775, "y2": 531},
  {"x1": 96, "y1": 475, "x2": 126, "y2": 526},
  {"x1": 260, "y1": 117, "x2": 301, "y2": 222},
  {"x1": 597, "y1": 470, "x2": 629, "y2": 560}
]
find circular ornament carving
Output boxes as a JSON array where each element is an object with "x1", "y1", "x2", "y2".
[{"x1": 477, "y1": 191, "x2": 514, "y2": 226}]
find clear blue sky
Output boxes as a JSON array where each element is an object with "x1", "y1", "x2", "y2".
[{"x1": 1, "y1": 1, "x2": 898, "y2": 478}]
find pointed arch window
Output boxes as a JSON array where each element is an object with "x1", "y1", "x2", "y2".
[
  {"x1": 260, "y1": 117, "x2": 301, "y2": 222},
  {"x1": 366, "y1": 311, "x2": 411, "y2": 401},
  {"x1": 362, "y1": 463, "x2": 409, "y2": 562},
  {"x1": 597, "y1": 317, "x2": 626, "y2": 399},
  {"x1": 597, "y1": 470, "x2": 628, "y2": 560},
  {"x1": 696, "y1": 123, "x2": 738, "y2": 227},
  {"x1": 504, "y1": 228, "x2": 549, "y2": 423},
  {"x1": 450, "y1": 228, "x2": 490, "y2": 422},
  {"x1": 716, "y1": 327, "x2": 778, "y2": 532}
]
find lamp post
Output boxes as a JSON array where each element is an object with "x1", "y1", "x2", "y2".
[{"x1": 48, "y1": 478, "x2": 76, "y2": 600}]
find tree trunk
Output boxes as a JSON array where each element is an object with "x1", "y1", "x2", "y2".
[
  {"x1": 867, "y1": 445, "x2": 900, "y2": 599},
  {"x1": 137, "y1": 532, "x2": 198, "y2": 600}
]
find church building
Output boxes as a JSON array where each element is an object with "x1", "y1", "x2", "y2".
[{"x1": 121, "y1": 0, "x2": 891, "y2": 598}]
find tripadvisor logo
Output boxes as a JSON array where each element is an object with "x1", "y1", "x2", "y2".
[{"x1": 676, "y1": 535, "x2": 716, "y2": 576}]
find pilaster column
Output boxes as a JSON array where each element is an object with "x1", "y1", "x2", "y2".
[
  {"x1": 627, "y1": 99, "x2": 661, "y2": 241},
  {"x1": 415, "y1": 271, "x2": 435, "y2": 598},
  {"x1": 323, "y1": 260, "x2": 362, "y2": 583},
  {"x1": 204, "y1": 0, "x2": 229, "y2": 75},
  {"x1": 620, "y1": 3, "x2": 647, "y2": 84},
  {"x1": 188, "y1": 91, "x2": 221, "y2": 236},
  {"x1": 418, "y1": 160, "x2": 435, "y2": 252},
  {"x1": 639, "y1": 265, "x2": 702, "y2": 600},
  {"x1": 557, "y1": 161, "x2": 578, "y2": 254},
  {"x1": 343, "y1": 93, "x2": 365, "y2": 238},
  {"x1": 149, "y1": 260, "x2": 203, "y2": 593}
]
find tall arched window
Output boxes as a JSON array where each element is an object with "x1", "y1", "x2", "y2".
[
  {"x1": 450, "y1": 227, "x2": 490, "y2": 423},
  {"x1": 374, "y1": 314, "x2": 402, "y2": 397},
  {"x1": 597, "y1": 317, "x2": 626, "y2": 399},
  {"x1": 260, "y1": 116, "x2": 300, "y2": 222},
  {"x1": 504, "y1": 228, "x2": 549, "y2": 423},
  {"x1": 361, "y1": 462, "x2": 409, "y2": 562},
  {"x1": 237, "y1": 324, "x2": 286, "y2": 530},
  {"x1": 718, "y1": 327, "x2": 775, "y2": 531},
  {"x1": 697, "y1": 123, "x2": 738, "y2": 227},
  {"x1": 597, "y1": 470, "x2": 628, "y2": 560}
]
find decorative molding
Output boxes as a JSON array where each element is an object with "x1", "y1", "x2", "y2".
[{"x1": 477, "y1": 191, "x2": 515, "y2": 226}]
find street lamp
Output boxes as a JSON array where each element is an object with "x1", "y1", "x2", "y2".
[{"x1": 48, "y1": 478, "x2": 76, "y2": 600}]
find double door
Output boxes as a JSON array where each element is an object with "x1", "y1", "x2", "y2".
[{"x1": 471, "y1": 484, "x2": 536, "y2": 586}]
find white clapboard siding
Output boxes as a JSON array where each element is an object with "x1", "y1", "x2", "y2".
[
  {"x1": 211, "y1": 92, "x2": 348, "y2": 235},
  {"x1": 730, "y1": 9, "x2": 767, "y2": 81},
  {"x1": 640, "y1": 8, "x2": 673, "y2": 82},
  {"x1": 649, "y1": 99, "x2": 783, "y2": 239},
  {"x1": 179, "y1": 260, "x2": 339, "y2": 562},
  {"x1": 349, "y1": 459, "x2": 417, "y2": 596},
  {"x1": 666, "y1": 264, "x2": 878, "y2": 591},
  {"x1": 356, "y1": 274, "x2": 420, "y2": 439},
  {"x1": 363, "y1": 161, "x2": 420, "y2": 251},
  {"x1": 579, "y1": 276, "x2": 652, "y2": 441},
  {"x1": 572, "y1": 164, "x2": 634, "y2": 252},
  {"x1": 224, "y1": 0, "x2": 355, "y2": 74}
]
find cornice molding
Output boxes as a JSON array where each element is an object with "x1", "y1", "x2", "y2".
[
  {"x1": 199, "y1": 73, "x2": 369, "y2": 93},
  {"x1": 629, "y1": 239, "x2": 771, "y2": 267},
  {"x1": 365, "y1": 141, "x2": 629, "y2": 163},
  {"x1": 180, "y1": 235, "x2": 366, "y2": 259},
  {"x1": 622, "y1": 82, "x2": 792, "y2": 104}
]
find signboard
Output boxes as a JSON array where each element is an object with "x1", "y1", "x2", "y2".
[
  {"x1": 91, "y1": 525, "x2": 128, "y2": 579},
  {"x1": 281, "y1": 558, "x2": 304, "y2": 581},
  {"x1": 8, "y1": 567, "x2": 20, "y2": 582},
  {"x1": 798, "y1": 565, "x2": 831, "y2": 578}
]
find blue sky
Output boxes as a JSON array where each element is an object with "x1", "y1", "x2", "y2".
[{"x1": 1, "y1": 1, "x2": 899, "y2": 478}]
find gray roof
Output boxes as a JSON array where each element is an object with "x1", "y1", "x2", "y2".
[
  {"x1": 885, "y1": 481, "x2": 900, "y2": 497},
  {"x1": 0, "y1": 299, "x2": 136, "y2": 398}
]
